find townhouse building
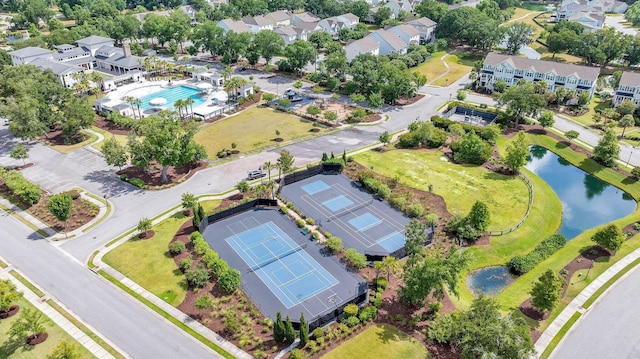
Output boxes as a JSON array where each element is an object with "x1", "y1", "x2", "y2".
[{"x1": 614, "y1": 71, "x2": 640, "y2": 106}]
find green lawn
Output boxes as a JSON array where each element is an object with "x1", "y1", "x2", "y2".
[
  {"x1": 414, "y1": 51, "x2": 447, "y2": 84},
  {"x1": 51, "y1": 130, "x2": 98, "y2": 154},
  {"x1": 430, "y1": 51, "x2": 484, "y2": 87},
  {"x1": 102, "y1": 209, "x2": 220, "y2": 307},
  {"x1": 0, "y1": 297, "x2": 94, "y2": 358},
  {"x1": 194, "y1": 107, "x2": 320, "y2": 159},
  {"x1": 200, "y1": 199, "x2": 223, "y2": 216},
  {"x1": 321, "y1": 323, "x2": 429, "y2": 359},
  {"x1": 353, "y1": 149, "x2": 530, "y2": 231},
  {"x1": 90, "y1": 126, "x2": 129, "y2": 151},
  {"x1": 564, "y1": 96, "x2": 612, "y2": 127}
]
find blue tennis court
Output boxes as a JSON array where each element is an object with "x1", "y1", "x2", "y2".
[
  {"x1": 348, "y1": 213, "x2": 383, "y2": 232},
  {"x1": 225, "y1": 221, "x2": 338, "y2": 308},
  {"x1": 301, "y1": 180, "x2": 331, "y2": 195},
  {"x1": 322, "y1": 195, "x2": 354, "y2": 212}
]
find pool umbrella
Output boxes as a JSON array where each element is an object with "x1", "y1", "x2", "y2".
[{"x1": 149, "y1": 97, "x2": 167, "y2": 108}]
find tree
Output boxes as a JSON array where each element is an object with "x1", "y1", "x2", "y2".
[
  {"x1": 9, "y1": 144, "x2": 28, "y2": 165},
  {"x1": 299, "y1": 312, "x2": 309, "y2": 347},
  {"x1": 100, "y1": 136, "x2": 128, "y2": 170},
  {"x1": 591, "y1": 224, "x2": 624, "y2": 253},
  {"x1": 181, "y1": 192, "x2": 198, "y2": 214},
  {"x1": 503, "y1": 22, "x2": 535, "y2": 54},
  {"x1": 401, "y1": 248, "x2": 471, "y2": 306},
  {"x1": 324, "y1": 111, "x2": 338, "y2": 123},
  {"x1": 428, "y1": 295, "x2": 534, "y2": 359},
  {"x1": 47, "y1": 341, "x2": 81, "y2": 359},
  {"x1": 565, "y1": 130, "x2": 579, "y2": 143},
  {"x1": 496, "y1": 80, "x2": 545, "y2": 126},
  {"x1": 368, "y1": 92, "x2": 383, "y2": 108},
  {"x1": 626, "y1": 1, "x2": 640, "y2": 25},
  {"x1": 236, "y1": 180, "x2": 250, "y2": 195},
  {"x1": 620, "y1": 114, "x2": 635, "y2": 139},
  {"x1": 9, "y1": 308, "x2": 46, "y2": 342},
  {"x1": 253, "y1": 29, "x2": 285, "y2": 65},
  {"x1": 617, "y1": 99, "x2": 636, "y2": 117},
  {"x1": 373, "y1": 6, "x2": 391, "y2": 25},
  {"x1": 190, "y1": 21, "x2": 225, "y2": 56},
  {"x1": 137, "y1": 217, "x2": 152, "y2": 238},
  {"x1": 404, "y1": 219, "x2": 428, "y2": 267},
  {"x1": 48, "y1": 193, "x2": 73, "y2": 232},
  {"x1": 284, "y1": 315, "x2": 296, "y2": 344},
  {"x1": 467, "y1": 201, "x2": 491, "y2": 231},
  {"x1": 453, "y1": 131, "x2": 492, "y2": 164},
  {"x1": 379, "y1": 131, "x2": 390, "y2": 146},
  {"x1": 530, "y1": 269, "x2": 564, "y2": 313},
  {"x1": 218, "y1": 268, "x2": 241, "y2": 293},
  {"x1": 538, "y1": 110, "x2": 555, "y2": 128},
  {"x1": 593, "y1": 128, "x2": 620, "y2": 167},
  {"x1": 309, "y1": 31, "x2": 333, "y2": 50},
  {"x1": 277, "y1": 150, "x2": 295, "y2": 179},
  {"x1": 415, "y1": 0, "x2": 448, "y2": 22},
  {"x1": 382, "y1": 255, "x2": 399, "y2": 283},
  {"x1": 263, "y1": 161, "x2": 275, "y2": 181},
  {"x1": 274, "y1": 312, "x2": 285, "y2": 344},
  {"x1": 128, "y1": 113, "x2": 204, "y2": 182},
  {"x1": 285, "y1": 40, "x2": 317, "y2": 75},
  {"x1": 0, "y1": 279, "x2": 23, "y2": 313},
  {"x1": 504, "y1": 131, "x2": 529, "y2": 173}
]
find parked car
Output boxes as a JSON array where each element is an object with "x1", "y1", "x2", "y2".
[{"x1": 247, "y1": 170, "x2": 266, "y2": 180}]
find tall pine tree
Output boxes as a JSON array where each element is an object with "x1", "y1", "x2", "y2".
[
  {"x1": 274, "y1": 311, "x2": 284, "y2": 343},
  {"x1": 284, "y1": 315, "x2": 296, "y2": 344},
  {"x1": 299, "y1": 312, "x2": 308, "y2": 347}
]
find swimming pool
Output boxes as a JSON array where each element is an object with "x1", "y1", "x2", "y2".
[{"x1": 136, "y1": 85, "x2": 206, "y2": 111}]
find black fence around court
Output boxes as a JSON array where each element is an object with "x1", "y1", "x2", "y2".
[
  {"x1": 280, "y1": 163, "x2": 344, "y2": 187},
  {"x1": 198, "y1": 198, "x2": 278, "y2": 233}
]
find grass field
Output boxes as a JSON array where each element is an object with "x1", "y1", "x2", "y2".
[
  {"x1": 102, "y1": 208, "x2": 221, "y2": 307},
  {"x1": 0, "y1": 297, "x2": 94, "y2": 358},
  {"x1": 321, "y1": 323, "x2": 429, "y2": 359},
  {"x1": 194, "y1": 107, "x2": 320, "y2": 159},
  {"x1": 353, "y1": 149, "x2": 530, "y2": 231},
  {"x1": 414, "y1": 51, "x2": 447, "y2": 83},
  {"x1": 51, "y1": 130, "x2": 98, "y2": 154},
  {"x1": 430, "y1": 52, "x2": 483, "y2": 87},
  {"x1": 90, "y1": 126, "x2": 129, "y2": 151}
]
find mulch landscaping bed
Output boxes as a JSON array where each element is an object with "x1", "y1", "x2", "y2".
[
  {"x1": 395, "y1": 94, "x2": 425, "y2": 107},
  {"x1": 117, "y1": 160, "x2": 208, "y2": 188},
  {"x1": 137, "y1": 230, "x2": 155, "y2": 240},
  {"x1": 0, "y1": 186, "x2": 98, "y2": 232},
  {"x1": 39, "y1": 127, "x2": 87, "y2": 146},
  {"x1": 26, "y1": 333, "x2": 48, "y2": 346},
  {"x1": 94, "y1": 116, "x2": 132, "y2": 136},
  {"x1": 0, "y1": 305, "x2": 19, "y2": 319}
]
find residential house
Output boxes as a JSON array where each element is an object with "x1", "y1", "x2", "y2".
[
  {"x1": 290, "y1": 11, "x2": 321, "y2": 25},
  {"x1": 556, "y1": 0, "x2": 627, "y2": 31},
  {"x1": 265, "y1": 10, "x2": 291, "y2": 27},
  {"x1": 479, "y1": 52, "x2": 600, "y2": 99},
  {"x1": 367, "y1": 29, "x2": 409, "y2": 56},
  {"x1": 217, "y1": 19, "x2": 252, "y2": 34},
  {"x1": 387, "y1": 24, "x2": 420, "y2": 46},
  {"x1": 294, "y1": 21, "x2": 321, "y2": 36},
  {"x1": 242, "y1": 15, "x2": 274, "y2": 33},
  {"x1": 275, "y1": 26, "x2": 298, "y2": 45},
  {"x1": 384, "y1": 0, "x2": 415, "y2": 19},
  {"x1": 318, "y1": 13, "x2": 359, "y2": 38},
  {"x1": 614, "y1": 71, "x2": 640, "y2": 106},
  {"x1": 345, "y1": 37, "x2": 380, "y2": 62},
  {"x1": 406, "y1": 17, "x2": 437, "y2": 43}
]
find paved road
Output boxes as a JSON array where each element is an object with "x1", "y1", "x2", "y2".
[
  {"x1": 551, "y1": 265, "x2": 640, "y2": 359},
  {"x1": 605, "y1": 15, "x2": 638, "y2": 36},
  {"x1": 0, "y1": 212, "x2": 218, "y2": 359}
]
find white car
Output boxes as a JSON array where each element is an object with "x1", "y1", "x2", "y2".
[{"x1": 247, "y1": 170, "x2": 266, "y2": 180}]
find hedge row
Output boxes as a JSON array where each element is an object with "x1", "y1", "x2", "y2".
[
  {"x1": 507, "y1": 234, "x2": 567, "y2": 275},
  {"x1": 3, "y1": 170, "x2": 42, "y2": 204},
  {"x1": 430, "y1": 115, "x2": 500, "y2": 145},
  {"x1": 183, "y1": 232, "x2": 241, "y2": 293},
  {"x1": 356, "y1": 170, "x2": 425, "y2": 219}
]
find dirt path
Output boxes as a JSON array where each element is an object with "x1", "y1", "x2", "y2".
[{"x1": 427, "y1": 53, "x2": 452, "y2": 86}]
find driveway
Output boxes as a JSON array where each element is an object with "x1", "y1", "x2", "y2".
[{"x1": 605, "y1": 15, "x2": 638, "y2": 36}]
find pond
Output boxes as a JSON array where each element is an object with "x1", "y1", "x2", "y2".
[
  {"x1": 466, "y1": 266, "x2": 516, "y2": 297},
  {"x1": 467, "y1": 146, "x2": 636, "y2": 296},
  {"x1": 525, "y1": 146, "x2": 636, "y2": 240}
]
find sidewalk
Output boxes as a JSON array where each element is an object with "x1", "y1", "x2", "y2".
[
  {"x1": 534, "y1": 247, "x2": 640, "y2": 358},
  {"x1": 92, "y1": 193, "x2": 252, "y2": 359},
  {"x1": 0, "y1": 263, "x2": 124, "y2": 359}
]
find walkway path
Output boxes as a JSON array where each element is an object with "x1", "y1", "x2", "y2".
[
  {"x1": 427, "y1": 53, "x2": 451, "y2": 86},
  {"x1": 535, "y1": 248, "x2": 640, "y2": 358},
  {"x1": 0, "y1": 262, "x2": 122, "y2": 359}
]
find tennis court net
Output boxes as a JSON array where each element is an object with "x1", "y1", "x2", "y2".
[
  {"x1": 326, "y1": 199, "x2": 373, "y2": 222},
  {"x1": 248, "y1": 243, "x2": 307, "y2": 272}
]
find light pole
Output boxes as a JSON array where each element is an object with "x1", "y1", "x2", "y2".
[
  {"x1": 627, "y1": 150, "x2": 634, "y2": 167},
  {"x1": 585, "y1": 259, "x2": 595, "y2": 281}
]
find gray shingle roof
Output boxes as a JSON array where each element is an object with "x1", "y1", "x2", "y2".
[
  {"x1": 619, "y1": 71, "x2": 640, "y2": 87},
  {"x1": 275, "y1": 26, "x2": 297, "y2": 36},
  {"x1": 370, "y1": 30, "x2": 408, "y2": 51},
  {"x1": 266, "y1": 10, "x2": 290, "y2": 22},
  {"x1": 9, "y1": 46, "x2": 53, "y2": 58},
  {"x1": 76, "y1": 35, "x2": 113, "y2": 46},
  {"x1": 389, "y1": 24, "x2": 420, "y2": 37},
  {"x1": 29, "y1": 58, "x2": 84, "y2": 76},
  {"x1": 407, "y1": 17, "x2": 437, "y2": 28},
  {"x1": 347, "y1": 37, "x2": 379, "y2": 53},
  {"x1": 218, "y1": 19, "x2": 252, "y2": 33},
  {"x1": 483, "y1": 52, "x2": 599, "y2": 81}
]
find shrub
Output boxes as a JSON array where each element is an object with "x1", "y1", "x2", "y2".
[
  {"x1": 371, "y1": 296, "x2": 382, "y2": 308},
  {"x1": 305, "y1": 217, "x2": 315, "y2": 225},
  {"x1": 344, "y1": 303, "x2": 359, "y2": 317},
  {"x1": 507, "y1": 234, "x2": 567, "y2": 274},
  {"x1": 344, "y1": 248, "x2": 367, "y2": 269},
  {"x1": 189, "y1": 232, "x2": 203, "y2": 244},
  {"x1": 343, "y1": 315, "x2": 360, "y2": 327},
  {"x1": 632, "y1": 166, "x2": 640, "y2": 179},
  {"x1": 296, "y1": 219, "x2": 305, "y2": 228},
  {"x1": 202, "y1": 249, "x2": 219, "y2": 266},
  {"x1": 312, "y1": 327, "x2": 324, "y2": 339},
  {"x1": 363, "y1": 177, "x2": 381, "y2": 192},
  {"x1": 218, "y1": 268, "x2": 241, "y2": 294},
  {"x1": 397, "y1": 132, "x2": 420, "y2": 148},
  {"x1": 374, "y1": 276, "x2": 388, "y2": 290},
  {"x1": 65, "y1": 190, "x2": 81, "y2": 200},
  {"x1": 388, "y1": 195, "x2": 407, "y2": 210},
  {"x1": 185, "y1": 267, "x2": 210, "y2": 288},
  {"x1": 119, "y1": 174, "x2": 128, "y2": 181},
  {"x1": 209, "y1": 258, "x2": 229, "y2": 279},
  {"x1": 169, "y1": 241, "x2": 186, "y2": 255},
  {"x1": 288, "y1": 348, "x2": 306, "y2": 359},
  {"x1": 326, "y1": 236, "x2": 343, "y2": 253},
  {"x1": 179, "y1": 257, "x2": 193, "y2": 272},
  {"x1": 4, "y1": 171, "x2": 42, "y2": 204},
  {"x1": 129, "y1": 178, "x2": 145, "y2": 188},
  {"x1": 407, "y1": 203, "x2": 425, "y2": 218},
  {"x1": 428, "y1": 301, "x2": 442, "y2": 314},
  {"x1": 359, "y1": 306, "x2": 377, "y2": 322},
  {"x1": 377, "y1": 184, "x2": 391, "y2": 199},
  {"x1": 355, "y1": 170, "x2": 375, "y2": 184}
]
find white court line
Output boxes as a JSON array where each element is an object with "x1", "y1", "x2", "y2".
[
  {"x1": 333, "y1": 183, "x2": 406, "y2": 230},
  {"x1": 354, "y1": 217, "x2": 384, "y2": 232}
]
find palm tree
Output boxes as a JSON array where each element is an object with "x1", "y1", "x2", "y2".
[
  {"x1": 224, "y1": 77, "x2": 240, "y2": 100},
  {"x1": 222, "y1": 65, "x2": 232, "y2": 81},
  {"x1": 132, "y1": 98, "x2": 143, "y2": 119},
  {"x1": 382, "y1": 256, "x2": 399, "y2": 283},
  {"x1": 184, "y1": 97, "x2": 195, "y2": 118},
  {"x1": 263, "y1": 161, "x2": 275, "y2": 181},
  {"x1": 174, "y1": 99, "x2": 185, "y2": 119},
  {"x1": 264, "y1": 180, "x2": 276, "y2": 199},
  {"x1": 373, "y1": 261, "x2": 385, "y2": 281}
]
